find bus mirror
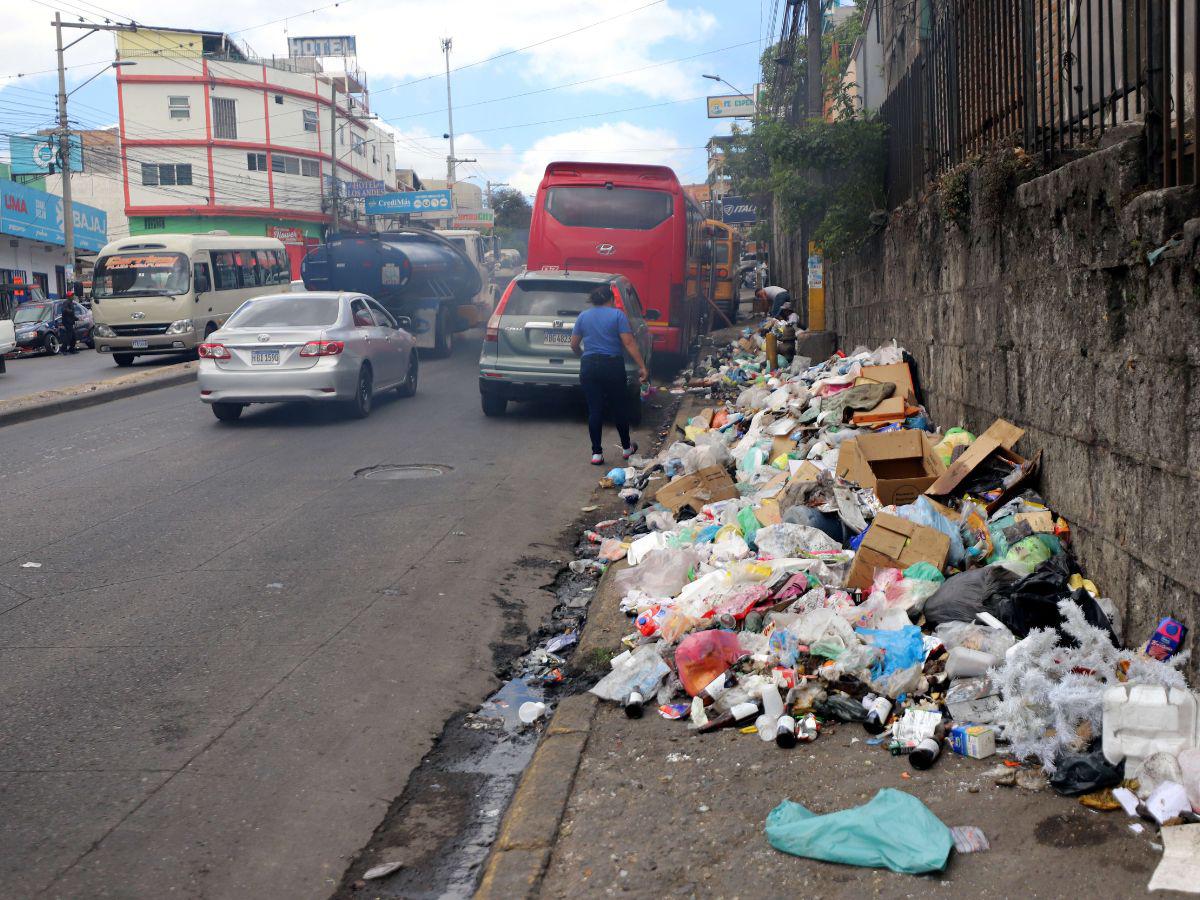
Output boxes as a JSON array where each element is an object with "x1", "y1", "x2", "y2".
[{"x1": 644, "y1": 308, "x2": 661, "y2": 320}]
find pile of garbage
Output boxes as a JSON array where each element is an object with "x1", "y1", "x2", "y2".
[{"x1": 577, "y1": 327, "x2": 1198, "y2": 872}]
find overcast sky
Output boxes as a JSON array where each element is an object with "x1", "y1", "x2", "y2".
[{"x1": 0, "y1": 1, "x2": 806, "y2": 194}]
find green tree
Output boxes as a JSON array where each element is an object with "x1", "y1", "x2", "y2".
[{"x1": 492, "y1": 188, "x2": 532, "y2": 231}]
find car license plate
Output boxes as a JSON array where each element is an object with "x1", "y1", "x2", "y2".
[
  {"x1": 544, "y1": 330, "x2": 572, "y2": 345},
  {"x1": 251, "y1": 349, "x2": 280, "y2": 365},
  {"x1": 132, "y1": 339, "x2": 148, "y2": 349}
]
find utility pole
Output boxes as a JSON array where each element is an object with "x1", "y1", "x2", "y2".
[
  {"x1": 485, "y1": 180, "x2": 509, "y2": 208},
  {"x1": 805, "y1": 0, "x2": 822, "y2": 121},
  {"x1": 54, "y1": 13, "x2": 75, "y2": 291},
  {"x1": 329, "y1": 81, "x2": 340, "y2": 234},
  {"x1": 443, "y1": 38, "x2": 456, "y2": 186}
]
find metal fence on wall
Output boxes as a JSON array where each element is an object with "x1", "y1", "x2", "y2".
[{"x1": 883, "y1": 0, "x2": 1198, "y2": 206}]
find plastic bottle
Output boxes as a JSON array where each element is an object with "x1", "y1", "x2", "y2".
[
  {"x1": 862, "y1": 694, "x2": 892, "y2": 735},
  {"x1": 775, "y1": 715, "x2": 798, "y2": 748},
  {"x1": 909, "y1": 724, "x2": 946, "y2": 770},
  {"x1": 758, "y1": 684, "x2": 785, "y2": 744},
  {"x1": 624, "y1": 690, "x2": 645, "y2": 719}
]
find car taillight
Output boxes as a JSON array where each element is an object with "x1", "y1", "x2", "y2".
[
  {"x1": 611, "y1": 283, "x2": 625, "y2": 310},
  {"x1": 198, "y1": 343, "x2": 231, "y2": 359},
  {"x1": 299, "y1": 340, "x2": 344, "y2": 357},
  {"x1": 486, "y1": 281, "x2": 517, "y2": 342}
]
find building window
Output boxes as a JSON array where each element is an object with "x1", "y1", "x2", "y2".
[
  {"x1": 143, "y1": 217, "x2": 165, "y2": 230},
  {"x1": 303, "y1": 109, "x2": 318, "y2": 132},
  {"x1": 247, "y1": 152, "x2": 267, "y2": 171},
  {"x1": 386, "y1": 154, "x2": 391, "y2": 172},
  {"x1": 168, "y1": 96, "x2": 190, "y2": 119},
  {"x1": 274, "y1": 94, "x2": 284, "y2": 105},
  {"x1": 211, "y1": 96, "x2": 237, "y2": 140},
  {"x1": 352, "y1": 134, "x2": 365, "y2": 156},
  {"x1": 143, "y1": 163, "x2": 191, "y2": 186},
  {"x1": 301, "y1": 158, "x2": 320, "y2": 178},
  {"x1": 338, "y1": 125, "x2": 345, "y2": 146},
  {"x1": 271, "y1": 154, "x2": 301, "y2": 175}
]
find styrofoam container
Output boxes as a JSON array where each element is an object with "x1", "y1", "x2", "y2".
[
  {"x1": 1102, "y1": 684, "x2": 1200, "y2": 772},
  {"x1": 945, "y1": 647, "x2": 999, "y2": 680}
]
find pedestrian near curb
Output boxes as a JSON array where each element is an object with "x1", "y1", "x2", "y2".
[
  {"x1": 60, "y1": 300, "x2": 77, "y2": 354},
  {"x1": 570, "y1": 284, "x2": 649, "y2": 466}
]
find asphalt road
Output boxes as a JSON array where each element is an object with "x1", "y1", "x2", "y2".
[
  {"x1": 0, "y1": 335, "x2": 647, "y2": 898},
  {"x1": 0, "y1": 348, "x2": 190, "y2": 402}
]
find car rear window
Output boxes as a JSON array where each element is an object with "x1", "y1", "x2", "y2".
[
  {"x1": 504, "y1": 281, "x2": 597, "y2": 317},
  {"x1": 227, "y1": 297, "x2": 340, "y2": 327},
  {"x1": 544, "y1": 187, "x2": 673, "y2": 230}
]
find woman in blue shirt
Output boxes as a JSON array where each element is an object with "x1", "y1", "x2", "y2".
[{"x1": 570, "y1": 285, "x2": 649, "y2": 465}]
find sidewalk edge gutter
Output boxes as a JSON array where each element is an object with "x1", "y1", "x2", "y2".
[
  {"x1": 475, "y1": 396, "x2": 698, "y2": 899},
  {"x1": 0, "y1": 364, "x2": 196, "y2": 428}
]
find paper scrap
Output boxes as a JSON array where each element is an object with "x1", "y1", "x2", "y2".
[
  {"x1": 1149, "y1": 824, "x2": 1200, "y2": 893},
  {"x1": 1113, "y1": 786, "x2": 1140, "y2": 817},
  {"x1": 950, "y1": 825, "x2": 990, "y2": 854},
  {"x1": 20, "y1": 562, "x2": 41, "y2": 569}
]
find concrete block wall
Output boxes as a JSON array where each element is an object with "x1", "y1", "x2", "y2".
[{"x1": 827, "y1": 136, "x2": 1200, "y2": 664}]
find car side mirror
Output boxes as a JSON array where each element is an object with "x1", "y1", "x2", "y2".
[
  {"x1": 395, "y1": 316, "x2": 411, "y2": 329},
  {"x1": 644, "y1": 308, "x2": 661, "y2": 320}
]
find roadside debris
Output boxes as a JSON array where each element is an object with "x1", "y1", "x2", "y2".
[{"x1": 575, "y1": 325, "x2": 1195, "y2": 878}]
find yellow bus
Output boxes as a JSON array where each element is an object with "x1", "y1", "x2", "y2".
[{"x1": 704, "y1": 220, "x2": 741, "y2": 323}]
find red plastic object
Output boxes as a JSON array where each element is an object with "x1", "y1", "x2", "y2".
[{"x1": 675, "y1": 630, "x2": 744, "y2": 696}]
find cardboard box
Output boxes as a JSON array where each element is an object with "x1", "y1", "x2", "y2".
[
  {"x1": 856, "y1": 362, "x2": 916, "y2": 403},
  {"x1": 654, "y1": 465, "x2": 738, "y2": 514},
  {"x1": 845, "y1": 512, "x2": 950, "y2": 591},
  {"x1": 755, "y1": 499, "x2": 783, "y2": 527},
  {"x1": 924, "y1": 419, "x2": 1040, "y2": 513},
  {"x1": 836, "y1": 430, "x2": 946, "y2": 507},
  {"x1": 948, "y1": 724, "x2": 997, "y2": 759}
]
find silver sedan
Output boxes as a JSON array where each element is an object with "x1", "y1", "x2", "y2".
[{"x1": 197, "y1": 291, "x2": 418, "y2": 422}]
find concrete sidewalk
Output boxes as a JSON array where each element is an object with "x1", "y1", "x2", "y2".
[{"x1": 478, "y1": 376, "x2": 1181, "y2": 900}]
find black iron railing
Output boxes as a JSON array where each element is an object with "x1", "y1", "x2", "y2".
[{"x1": 883, "y1": 0, "x2": 1197, "y2": 206}]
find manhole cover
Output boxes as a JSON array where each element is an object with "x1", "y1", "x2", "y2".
[{"x1": 356, "y1": 464, "x2": 453, "y2": 481}]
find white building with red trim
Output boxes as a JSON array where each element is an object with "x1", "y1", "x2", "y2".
[{"x1": 113, "y1": 26, "x2": 398, "y2": 274}]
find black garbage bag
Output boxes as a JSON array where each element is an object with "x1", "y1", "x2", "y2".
[
  {"x1": 1049, "y1": 741, "x2": 1125, "y2": 796},
  {"x1": 815, "y1": 694, "x2": 867, "y2": 723},
  {"x1": 922, "y1": 566, "x2": 1019, "y2": 628},
  {"x1": 983, "y1": 554, "x2": 1118, "y2": 645}
]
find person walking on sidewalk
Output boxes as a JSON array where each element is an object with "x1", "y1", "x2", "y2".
[
  {"x1": 59, "y1": 299, "x2": 77, "y2": 354},
  {"x1": 570, "y1": 284, "x2": 649, "y2": 466}
]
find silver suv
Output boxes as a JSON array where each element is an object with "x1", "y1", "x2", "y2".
[{"x1": 478, "y1": 270, "x2": 655, "y2": 419}]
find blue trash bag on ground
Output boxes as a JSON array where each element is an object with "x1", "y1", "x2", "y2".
[
  {"x1": 855, "y1": 625, "x2": 926, "y2": 680},
  {"x1": 766, "y1": 788, "x2": 953, "y2": 874}
]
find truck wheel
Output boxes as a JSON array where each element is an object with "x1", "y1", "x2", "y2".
[
  {"x1": 430, "y1": 306, "x2": 453, "y2": 359},
  {"x1": 481, "y1": 393, "x2": 507, "y2": 417},
  {"x1": 114, "y1": 353, "x2": 135, "y2": 367}
]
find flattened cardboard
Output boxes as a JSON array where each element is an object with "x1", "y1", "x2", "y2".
[
  {"x1": 771, "y1": 436, "x2": 798, "y2": 462},
  {"x1": 856, "y1": 362, "x2": 916, "y2": 403},
  {"x1": 925, "y1": 419, "x2": 1024, "y2": 497},
  {"x1": 850, "y1": 397, "x2": 911, "y2": 426},
  {"x1": 846, "y1": 512, "x2": 950, "y2": 591},
  {"x1": 654, "y1": 465, "x2": 738, "y2": 514},
  {"x1": 789, "y1": 460, "x2": 822, "y2": 483},
  {"x1": 755, "y1": 500, "x2": 783, "y2": 527},
  {"x1": 836, "y1": 430, "x2": 946, "y2": 507}
]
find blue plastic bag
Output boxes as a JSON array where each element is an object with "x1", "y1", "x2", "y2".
[
  {"x1": 766, "y1": 788, "x2": 953, "y2": 874},
  {"x1": 855, "y1": 625, "x2": 926, "y2": 679}
]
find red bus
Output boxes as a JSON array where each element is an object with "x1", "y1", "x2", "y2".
[{"x1": 527, "y1": 162, "x2": 707, "y2": 360}]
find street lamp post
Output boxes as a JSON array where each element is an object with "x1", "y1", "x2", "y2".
[{"x1": 702, "y1": 73, "x2": 752, "y2": 100}]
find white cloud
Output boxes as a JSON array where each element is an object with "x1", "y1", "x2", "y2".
[
  {"x1": 1, "y1": 2, "x2": 716, "y2": 103},
  {"x1": 502, "y1": 121, "x2": 695, "y2": 194}
]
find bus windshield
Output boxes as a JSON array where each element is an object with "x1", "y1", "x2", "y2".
[
  {"x1": 94, "y1": 252, "x2": 191, "y2": 298},
  {"x1": 544, "y1": 187, "x2": 672, "y2": 231}
]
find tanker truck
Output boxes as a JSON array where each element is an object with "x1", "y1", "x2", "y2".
[{"x1": 300, "y1": 229, "x2": 494, "y2": 357}]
